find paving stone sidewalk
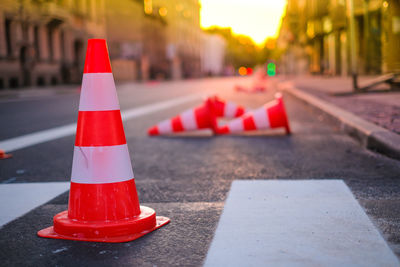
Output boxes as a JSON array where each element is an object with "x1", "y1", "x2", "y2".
[{"x1": 280, "y1": 75, "x2": 400, "y2": 135}]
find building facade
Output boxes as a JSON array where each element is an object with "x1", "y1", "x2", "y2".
[
  {"x1": 0, "y1": 0, "x2": 106, "y2": 89},
  {"x1": 277, "y1": 0, "x2": 400, "y2": 76},
  {"x1": 152, "y1": 0, "x2": 203, "y2": 79},
  {"x1": 0, "y1": 0, "x2": 207, "y2": 88},
  {"x1": 202, "y1": 34, "x2": 226, "y2": 76},
  {"x1": 105, "y1": 0, "x2": 168, "y2": 81}
]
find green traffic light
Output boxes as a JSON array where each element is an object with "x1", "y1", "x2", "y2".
[
  {"x1": 267, "y1": 63, "x2": 276, "y2": 70},
  {"x1": 267, "y1": 69, "x2": 276, "y2": 76}
]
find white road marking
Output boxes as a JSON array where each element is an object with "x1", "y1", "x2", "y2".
[
  {"x1": 204, "y1": 180, "x2": 400, "y2": 267},
  {"x1": 0, "y1": 182, "x2": 70, "y2": 228},
  {"x1": 0, "y1": 94, "x2": 201, "y2": 152}
]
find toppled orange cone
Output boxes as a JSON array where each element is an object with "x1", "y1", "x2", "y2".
[
  {"x1": 0, "y1": 149, "x2": 12, "y2": 159},
  {"x1": 208, "y1": 95, "x2": 246, "y2": 118},
  {"x1": 38, "y1": 39, "x2": 169, "y2": 243},
  {"x1": 217, "y1": 93, "x2": 291, "y2": 135},
  {"x1": 148, "y1": 98, "x2": 218, "y2": 135},
  {"x1": 234, "y1": 84, "x2": 266, "y2": 93}
]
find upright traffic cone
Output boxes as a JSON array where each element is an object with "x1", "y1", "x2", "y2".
[
  {"x1": 208, "y1": 95, "x2": 246, "y2": 118},
  {"x1": 38, "y1": 39, "x2": 169, "y2": 243},
  {"x1": 217, "y1": 93, "x2": 291, "y2": 135},
  {"x1": 148, "y1": 99, "x2": 217, "y2": 135}
]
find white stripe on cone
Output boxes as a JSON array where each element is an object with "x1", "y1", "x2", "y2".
[
  {"x1": 79, "y1": 73, "x2": 120, "y2": 111},
  {"x1": 71, "y1": 144, "x2": 134, "y2": 184},
  {"x1": 227, "y1": 118, "x2": 244, "y2": 133},
  {"x1": 157, "y1": 119, "x2": 173, "y2": 134},
  {"x1": 224, "y1": 102, "x2": 238, "y2": 118},
  {"x1": 180, "y1": 109, "x2": 197, "y2": 131},
  {"x1": 252, "y1": 107, "x2": 270, "y2": 129}
]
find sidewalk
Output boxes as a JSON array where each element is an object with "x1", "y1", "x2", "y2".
[
  {"x1": 279, "y1": 75, "x2": 400, "y2": 159},
  {"x1": 281, "y1": 75, "x2": 400, "y2": 134}
]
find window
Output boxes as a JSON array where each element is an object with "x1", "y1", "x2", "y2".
[
  {"x1": 5, "y1": 19, "x2": 12, "y2": 57},
  {"x1": 47, "y1": 26, "x2": 54, "y2": 61},
  {"x1": 34, "y1": 26, "x2": 40, "y2": 60}
]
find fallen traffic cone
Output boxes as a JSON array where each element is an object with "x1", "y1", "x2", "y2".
[
  {"x1": 148, "y1": 99, "x2": 217, "y2": 135},
  {"x1": 0, "y1": 149, "x2": 12, "y2": 159},
  {"x1": 38, "y1": 39, "x2": 169, "y2": 243},
  {"x1": 208, "y1": 95, "x2": 246, "y2": 118},
  {"x1": 217, "y1": 93, "x2": 291, "y2": 135},
  {"x1": 234, "y1": 84, "x2": 266, "y2": 93}
]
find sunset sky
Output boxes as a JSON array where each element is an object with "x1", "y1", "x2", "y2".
[{"x1": 200, "y1": 0, "x2": 287, "y2": 45}]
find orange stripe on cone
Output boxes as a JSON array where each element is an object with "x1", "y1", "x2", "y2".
[
  {"x1": 38, "y1": 39, "x2": 169, "y2": 243},
  {"x1": 242, "y1": 115, "x2": 257, "y2": 131},
  {"x1": 68, "y1": 180, "x2": 140, "y2": 221},
  {"x1": 83, "y1": 39, "x2": 112, "y2": 74},
  {"x1": 208, "y1": 96, "x2": 246, "y2": 118},
  {"x1": 75, "y1": 110, "x2": 126, "y2": 146}
]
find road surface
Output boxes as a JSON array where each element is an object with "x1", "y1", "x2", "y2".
[{"x1": 0, "y1": 77, "x2": 399, "y2": 266}]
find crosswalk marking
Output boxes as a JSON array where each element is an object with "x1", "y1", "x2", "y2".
[
  {"x1": 0, "y1": 182, "x2": 70, "y2": 228},
  {"x1": 204, "y1": 180, "x2": 399, "y2": 267}
]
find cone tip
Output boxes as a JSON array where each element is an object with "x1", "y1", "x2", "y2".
[
  {"x1": 84, "y1": 39, "x2": 112, "y2": 74},
  {"x1": 275, "y1": 92, "x2": 283, "y2": 99},
  {"x1": 148, "y1": 126, "x2": 160, "y2": 136}
]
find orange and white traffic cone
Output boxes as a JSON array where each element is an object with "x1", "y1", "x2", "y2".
[
  {"x1": 217, "y1": 93, "x2": 291, "y2": 135},
  {"x1": 0, "y1": 149, "x2": 12, "y2": 159},
  {"x1": 148, "y1": 99, "x2": 218, "y2": 135},
  {"x1": 208, "y1": 95, "x2": 246, "y2": 118},
  {"x1": 38, "y1": 39, "x2": 170, "y2": 243}
]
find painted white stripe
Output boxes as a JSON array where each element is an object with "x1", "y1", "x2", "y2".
[
  {"x1": 0, "y1": 94, "x2": 201, "y2": 152},
  {"x1": 79, "y1": 73, "x2": 120, "y2": 111},
  {"x1": 120, "y1": 94, "x2": 202, "y2": 121},
  {"x1": 224, "y1": 102, "x2": 237, "y2": 118},
  {"x1": 0, "y1": 182, "x2": 70, "y2": 227},
  {"x1": 204, "y1": 180, "x2": 400, "y2": 267},
  {"x1": 226, "y1": 118, "x2": 244, "y2": 133},
  {"x1": 252, "y1": 106, "x2": 270, "y2": 129},
  {"x1": 71, "y1": 144, "x2": 134, "y2": 184},
  {"x1": 180, "y1": 109, "x2": 197, "y2": 130},
  {"x1": 158, "y1": 119, "x2": 173, "y2": 134}
]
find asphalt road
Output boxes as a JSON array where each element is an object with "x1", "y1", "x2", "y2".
[{"x1": 0, "y1": 77, "x2": 399, "y2": 266}]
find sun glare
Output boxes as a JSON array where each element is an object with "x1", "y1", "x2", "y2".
[{"x1": 200, "y1": 0, "x2": 287, "y2": 45}]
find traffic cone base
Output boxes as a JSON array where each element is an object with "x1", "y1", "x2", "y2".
[{"x1": 38, "y1": 207, "x2": 169, "y2": 243}]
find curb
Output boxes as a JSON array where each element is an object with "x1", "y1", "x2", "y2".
[{"x1": 279, "y1": 82, "x2": 400, "y2": 160}]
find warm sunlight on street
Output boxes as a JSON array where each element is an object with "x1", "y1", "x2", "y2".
[{"x1": 0, "y1": 0, "x2": 400, "y2": 266}]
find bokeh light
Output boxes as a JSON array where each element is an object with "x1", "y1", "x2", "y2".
[
  {"x1": 159, "y1": 7, "x2": 168, "y2": 17},
  {"x1": 238, "y1": 67, "x2": 247, "y2": 76},
  {"x1": 144, "y1": 0, "x2": 152, "y2": 14},
  {"x1": 267, "y1": 62, "x2": 276, "y2": 76}
]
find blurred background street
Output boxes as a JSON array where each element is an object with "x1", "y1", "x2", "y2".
[{"x1": 0, "y1": 0, "x2": 400, "y2": 266}]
